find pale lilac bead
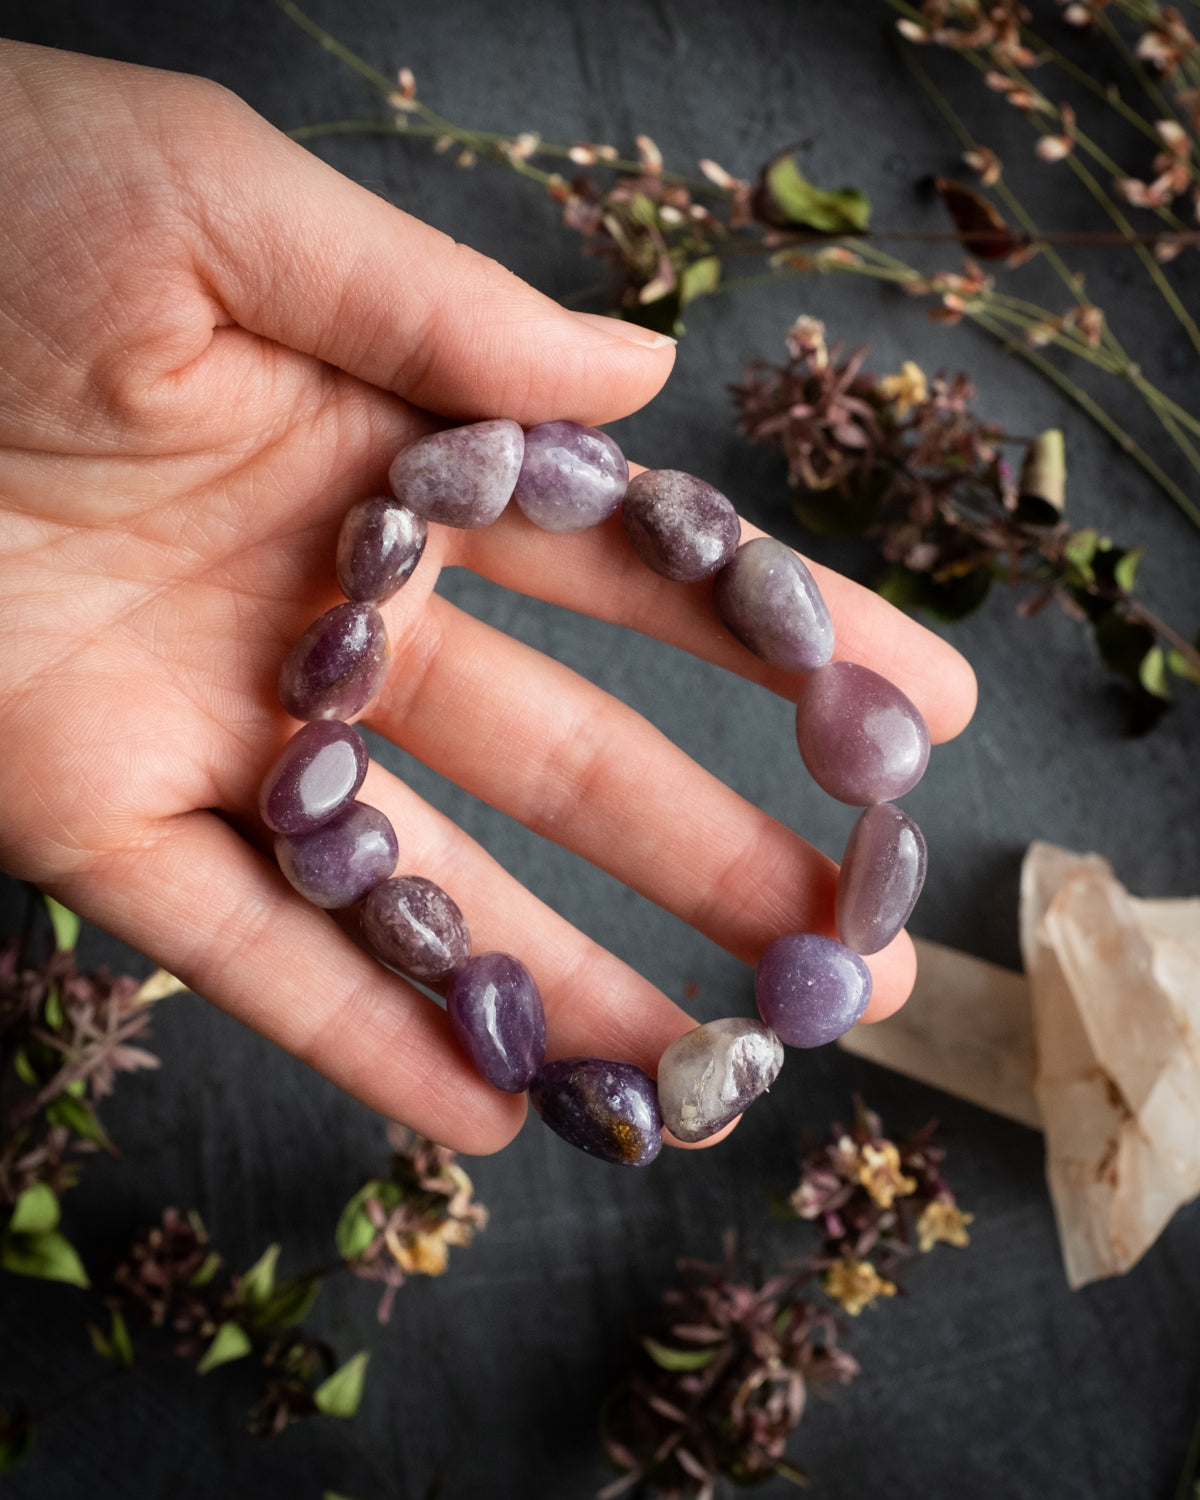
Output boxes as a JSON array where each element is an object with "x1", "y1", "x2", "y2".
[
  {"x1": 275, "y1": 801, "x2": 398, "y2": 909},
  {"x1": 361, "y1": 876, "x2": 471, "y2": 983},
  {"x1": 713, "y1": 537, "x2": 834, "y2": 672},
  {"x1": 795, "y1": 661, "x2": 930, "y2": 805},
  {"x1": 513, "y1": 421, "x2": 628, "y2": 531},
  {"x1": 336, "y1": 498, "x2": 427, "y2": 604},
  {"x1": 259, "y1": 721, "x2": 369, "y2": 836},
  {"x1": 836, "y1": 804, "x2": 927, "y2": 955},
  {"x1": 447, "y1": 952, "x2": 546, "y2": 1093},
  {"x1": 277, "y1": 603, "x2": 390, "y2": 722},
  {"x1": 755, "y1": 933, "x2": 872, "y2": 1048},
  {"x1": 388, "y1": 419, "x2": 524, "y2": 529},
  {"x1": 529, "y1": 1058, "x2": 662, "y2": 1166},
  {"x1": 621, "y1": 469, "x2": 741, "y2": 582}
]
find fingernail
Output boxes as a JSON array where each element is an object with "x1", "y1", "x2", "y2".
[{"x1": 568, "y1": 310, "x2": 677, "y2": 349}]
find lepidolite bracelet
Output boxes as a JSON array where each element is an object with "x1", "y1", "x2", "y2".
[{"x1": 260, "y1": 419, "x2": 928, "y2": 1167}]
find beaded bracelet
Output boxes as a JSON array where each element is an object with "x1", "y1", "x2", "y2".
[{"x1": 260, "y1": 419, "x2": 928, "y2": 1167}]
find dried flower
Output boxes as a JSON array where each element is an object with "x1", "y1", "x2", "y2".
[
  {"x1": 601, "y1": 1236, "x2": 857, "y2": 1499},
  {"x1": 822, "y1": 1257, "x2": 897, "y2": 1316},
  {"x1": 877, "y1": 361, "x2": 929, "y2": 419},
  {"x1": 964, "y1": 145, "x2": 1002, "y2": 185},
  {"x1": 917, "y1": 1199, "x2": 976, "y2": 1252}
]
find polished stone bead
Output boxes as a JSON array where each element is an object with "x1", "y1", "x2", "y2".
[
  {"x1": 836, "y1": 804, "x2": 928, "y2": 955},
  {"x1": 657, "y1": 1017, "x2": 784, "y2": 1143},
  {"x1": 755, "y1": 933, "x2": 872, "y2": 1048},
  {"x1": 713, "y1": 537, "x2": 834, "y2": 672},
  {"x1": 361, "y1": 876, "x2": 471, "y2": 983},
  {"x1": 336, "y1": 497, "x2": 428, "y2": 604},
  {"x1": 447, "y1": 952, "x2": 546, "y2": 1093},
  {"x1": 795, "y1": 661, "x2": 930, "y2": 805},
  {"x1": 259, "y1": 721, "x2": 369, "y2": 836},
  {"x1": 277, "y1": 603, "x2": 390, "y2": 722},
  {"x1": 621, "y1": 469, "x2": 741, "y2": 582},
  {"x1": 388, "y1": 419, "x2": 524, "y2": 529},
  {"x1": 275, "y1": 800, "x2": 398, "y2": 909},
  {"x1": 513, "y1": 420, "x2": 628, "y2": 531},
  {"x1": 529, "y1": 1058, "x2": 662, "y2": 1166}
]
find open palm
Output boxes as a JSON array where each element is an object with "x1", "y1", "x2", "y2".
[{"x1": 0, "y1": 41, "x2": 976, "y2": 1153}]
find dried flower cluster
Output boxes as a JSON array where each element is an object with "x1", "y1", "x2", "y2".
[
  {"x1": 336, "y1": 1122, "x2": 489, "y2": 1321},
  {"x1": 786, "y1": 1096, "x2": 973, "y2": 1316},
  {"x1": 732, "y1": 316, "x2": 1200, "y2": 729},
  {"x1": 600, "y1": 1236, "x2": 858, "y2": 1500}
]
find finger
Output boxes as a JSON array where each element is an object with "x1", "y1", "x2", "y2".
[
  {"x1": 368, "y1": 595, "x2": 918, "y2": 1021},
  {"x1": 181, "y1": 78, "x2": 675, "y2": 423},
  {"x1": 453, "y1": 502, "x2": 977, "y2": 744},
  {"x1": 54, "y1": 811, "x2": 526, "y2": 1156}
]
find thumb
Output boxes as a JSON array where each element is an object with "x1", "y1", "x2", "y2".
[{"x1": 188, "y1": 82, "x2": 675, "y2": 426}]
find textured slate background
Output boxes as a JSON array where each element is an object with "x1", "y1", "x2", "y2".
[{"x1": 2, "y1": 2, "x2": 1198, "y2": 1497}]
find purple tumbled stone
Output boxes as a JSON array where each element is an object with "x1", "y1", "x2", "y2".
[
  {"x1": 713, "y1": 537, "x2": 834, "y2": 672},
  {"x1": 513, "y1": 420, "x2": 629, "y2": 531},
  {"x1": 621, "y1": 469, "x2": 741, "y2": 582},
  {"x1": 795, "y1": 661, "x2": 930, "y2": 805},
  {"x1": 259, "y1": 721, "x2": 370, "y2": 836},
  {"x1": 657, "y1": 1017, "x2": 784, "y2": 1143},
  {"x1": 529, "y1": 1058, "x2": 663, "y2": 1166},
  {"x1": 275, "y1": 800, "x2": 398, "y2": 909},
  {"x1": 836, "y1": 804, "x2": 928, "y2": 955},
  {"x1": 277, "y1": 603, "x2": 390, "y2": 722},
  {"x1": 755, "y1": 933, "x2": 872, "y2": 1048},
  {"x1": 447, "y1": 952, "x2": 546, "y2": 1093},
  {"x1": 361, "y1": 876, "x2": 471, "y2": 983},
  {"x1": 336, "y1": 497, "x2": 427, "y2": 604},
  {"x1": 388, "y1": 419, "x2": 524, "y2": 529}
]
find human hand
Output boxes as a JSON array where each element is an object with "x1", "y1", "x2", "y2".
[{"x1": 0, "y1": 41, "x2": 976, "y2": 1153}]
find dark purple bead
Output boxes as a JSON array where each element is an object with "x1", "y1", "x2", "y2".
[
  {"x1": 529, "y1": 1058, "x2": 662, "y2": 1166},
  {"x1": 713, "y1": 537, "x2": 834, "y2": 672},
  {"x1": 275, "y1": 800, "x2": 398, "y2": 909},
  {"x1": 447, "y1": 952, "x2": 546, "y2": 1093},
  {"x1": 259, "y1": 721, "x2": 369, "y2": 836},
  {"x1": 361, "y1": 876, "x2": 471, "y2": 983},
  {"x1": 621, "y1": 469, "x2": 741, "y2": 582},
  {"x1": 795, "y1": 661, "x2": 930, "y2": 805},
  {"x1": 755, "y1": 933, "x2": 872, "y2": 1048},
  {"x1": 336, "y1": 498, "x2": 427, "y2": 604},
  {"x1": 277, "y1": 603, "x2": 390, "y2": 722},
  {"x1": 513, "y1": 421, "x2": 628, "y2": 531},
  {"x1": 836, "y1": 804, "x2": 928, "y2": 955},
  {"x1": 388, "y1": 419, "x2": 524, "y2": 529}
]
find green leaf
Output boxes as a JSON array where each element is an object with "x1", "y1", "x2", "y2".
[
  {"x1": 324, "y1": 1493, "x2": 360, "y2": 1500},
  {"x1": 1139, "y1": 645, "x2": 1170, "y2": 700},
  {"x1": 238, "y1": 1243, "x2": 280, "y2": 1308},
  {"x1": 1113, "y1": 545, "x2": 1144, "y2": 594},
  {"x1": 65, "y1": 1078, "x2": 86, "y2": 1098},
  {"x1": 109, "y1": 1308, "x2": 133, "y2": 1367},
  {"x1": 43, "y1": 896, "x2": 80, "y2": 953},
  {"x1": 336, "y1": 1180, "x2": 402, "y2": 1261},
  {"x1": 12, "y1": 1049, "x2": 39, "y2": 1088},
  {"x1": 86, "y1": 1320, "x2": 112, "y2": 1359},
  {"x1": 641, "y1": 1337, "x2": 718, "y2": 1372},
  {"x1": 678, "y1": 254, "x2": 721, "y2": 305},
  {"x1": 1, "y1": 1229, "x2": 89, "y2": 1288},
  {"x1": 1167, "y1": 648, "x2": 1200, "y2": 687},
  {"x1": 627, "y1": 192, "x2": 658, "y2": 227},
  {"x1": 313, "y1": 1350, "x2": 370, "y2": 1418},
  {"x1": 873, "y1": 563, "x2": 992, "y2": 622},
  {"x1": 250, "y1": 1276, "x2": 320, "y2": 1333},
  {"x1": 196, "y1": 1321, "x2": 253, "y2": 1375},
  {"x1": 0, "y1": 1415, "x2": 33, "y2": 1473},
  {"x1": 1093, "y1": 611, "x2": 1157, "y2": 684},
  {"x1": 1064, "y1": 527, "x2": 1098, "y2": 579},
  {"x1": 188, "y1": 1250, "x2": 223, "y2": 1287},
  {"x1": 761, "y1": 153, "x2": 870, "y2": 232},
  {"x1": 775, "y1": 1460, "x2": 809, "y2": 1487},
  {"x1": 45, "y1": 1093, "x2": 112, "y2": 1150},
  {"x1": 9, "y1": 1183, "x2": 60, "y2": 1236},
  {"x1": 43, "y1": 987, "x2": 64, "y2": 1030}
]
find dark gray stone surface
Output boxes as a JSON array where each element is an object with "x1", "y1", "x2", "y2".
[{"x1": 2, "y1": 2, "x2": 1198, "y2": 1497}]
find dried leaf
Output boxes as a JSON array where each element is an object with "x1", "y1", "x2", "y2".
[{"x1": 935, "y1": 178, "x2": 1022, "y2": 259}]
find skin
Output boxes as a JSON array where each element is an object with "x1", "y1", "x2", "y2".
[{"x1": 0, "y1": 41, "x2": 977, "y2": 1155}]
